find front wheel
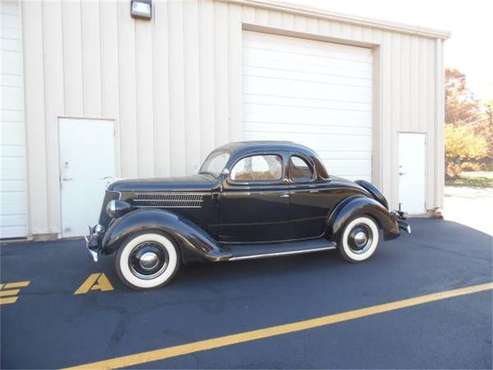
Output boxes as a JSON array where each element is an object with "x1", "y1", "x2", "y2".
[
  {"x1": 338, "y1": 216, "x2": 380, "y2": 263},
  {"x1": 115, "y1": 232, "x2": 180, "y2": 290}
]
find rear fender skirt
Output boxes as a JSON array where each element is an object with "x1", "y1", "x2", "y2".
[
  {"x1": 327, "y1": 196, "x2": 400, "y2": 240},
  {"x1": 101, "y1": 209, "x2": 230, "y2": 261}
]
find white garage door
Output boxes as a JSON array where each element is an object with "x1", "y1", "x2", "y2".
[
  {"x1": 242, "y1": 31, "x2": 373, "y2": 181},
  {"x1": 1, "y1": 1, "x2": 28, "y2": 238}
]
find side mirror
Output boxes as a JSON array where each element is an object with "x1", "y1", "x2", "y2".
[{"x1": 221, "y1": 168, "x2": 230, "y2": 177}]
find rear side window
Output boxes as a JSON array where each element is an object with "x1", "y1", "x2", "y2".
[
  {"x1": 289, "y1": 156, "x2": 314, "y2": 183},
  {"x1": 230, "y1": 155, "x2": 282, "y2": 182}
]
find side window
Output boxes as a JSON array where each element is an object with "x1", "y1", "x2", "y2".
[
  {"x1": 230, "y1": 155, "x2": 282, "y2": 182},
  {"x1": 289, "y1": 156, "x2": 314, "y2": 183}
]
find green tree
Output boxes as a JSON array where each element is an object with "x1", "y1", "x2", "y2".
[
  {"x1": 444, "y1": 69, "x2": 492, "y2": 176},
  {"x1": 445, "y1": 125, "x2": 488, "y2": 178}
]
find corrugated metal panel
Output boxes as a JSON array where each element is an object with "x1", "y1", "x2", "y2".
[
  {"x1": 19, "y1": 0, "x2": 445, "y2": 236},
  {"x1": 21, "y1": 0, "x2": 48, "y2": 235}
]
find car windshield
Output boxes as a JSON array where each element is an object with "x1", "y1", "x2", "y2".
[{"x1": 199, "y1": 150, "x2": 230, "y2": 177}]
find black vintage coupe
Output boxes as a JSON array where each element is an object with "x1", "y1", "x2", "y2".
[{"x1": 86, "y1": 141, "x2": 410, "y2": 289}]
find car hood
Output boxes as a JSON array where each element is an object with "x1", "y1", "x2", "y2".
[{"x1": 107, "y1": 174, "x2": 220, "y2": 192}]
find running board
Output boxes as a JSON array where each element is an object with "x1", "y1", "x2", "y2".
[{"x1": 223, "y1": 239, "x2": 337, "y2": 261}]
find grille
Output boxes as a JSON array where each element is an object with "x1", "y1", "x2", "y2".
[{"x1": 132, "y1": 192, "x2": 205, "y2": 208}]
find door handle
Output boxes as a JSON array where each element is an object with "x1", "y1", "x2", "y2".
[
  {"x1": 280, "y1": 193, "x2": 290, "y2": 198},
  {"x1": 399, "y1": 172, "x2": 406, "y2": 176},
  {"x1": 62, "y1": 177, "x2": 73, "y2": 181}
]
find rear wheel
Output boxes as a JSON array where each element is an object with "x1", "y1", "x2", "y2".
[
  {"x1": 338, "y1": 216, "x2": 380, "y2": 263},
  {"x1": 115, "y1": 232, "x2": 180, "y2": 290}
]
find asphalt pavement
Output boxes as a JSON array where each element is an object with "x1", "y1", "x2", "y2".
[{"x1": 1, "y1": 219, "x2": 492, "y2": 369}]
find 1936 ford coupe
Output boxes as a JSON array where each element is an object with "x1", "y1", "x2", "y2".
[{"x1": 85, "y1": 141, "x2": 410, "y2": 290}]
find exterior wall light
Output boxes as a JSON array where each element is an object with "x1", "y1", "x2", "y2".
[{"x1": 130, "y1": 0, "x2": 152, "y2": 20}]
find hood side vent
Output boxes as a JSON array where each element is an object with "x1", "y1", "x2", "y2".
[{"x1": 131, "y1": 192, "x2": 206, "y2": 208}]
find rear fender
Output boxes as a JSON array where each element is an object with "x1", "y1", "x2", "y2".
[
  {"x1": 327, "y1": 196, "x2": 400, "y2": 240},
  {"x1": 101, "y1": 209, "x2": 230, "y2": 261}
]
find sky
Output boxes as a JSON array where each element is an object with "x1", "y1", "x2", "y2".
[{"x1": 280, "y1": 0, "x2": 493, "y2": 102}]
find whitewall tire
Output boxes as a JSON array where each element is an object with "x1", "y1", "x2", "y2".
[
  {"x1": 115, "y1": 232, "x2": 180, "y2": 290},
  {"x1": 338, "y1": 216, "x2": 380, "y2": 263}
]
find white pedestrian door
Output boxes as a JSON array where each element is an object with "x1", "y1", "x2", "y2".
[
  {"x1": 59, "y1": 118, "x2": 115, "y2": 237},
  {"x1": 398, "y1": 133, "x2": 426, "y2": 214}
]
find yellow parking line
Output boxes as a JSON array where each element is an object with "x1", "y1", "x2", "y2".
[
  {"x1": 0, "y1": 297, "x2": 18, "y2": 305},
  {"x1": 64, "y1": 281, "x2": 493, "y2": 370},
  {"x1": 0, "y1": 289, "x2": 20, "y2": 297},
  {"x1": 74, "y1": 273, "x2": 101, "y2": 295},
  {"x1": 4, "y1": 281, "x2": 30, "y2": 289}
]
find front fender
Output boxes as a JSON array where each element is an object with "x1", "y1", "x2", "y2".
[
  {"x1": 101, "y1": 209, "x2": 230, "y2": 261},
  {"x1": 328, "y1": 196, "x2": 400, "y2": 240}
]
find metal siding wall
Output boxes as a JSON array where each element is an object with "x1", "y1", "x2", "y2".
[
  {"x1": 21, "y1": 0, "x2": 444, "y2": 236},
  {"x1": 183, "y1": 0, "x2": 201, "y2": 174},
  {"x1": 152, "y1": 0, "x2": 171, "y2": 177},
  {"x1": 21, "y1": 0, "x2": 48, "y2": 235},
  {"x1": 41, "y1": 0, "x2": 63, "y2": 233}
]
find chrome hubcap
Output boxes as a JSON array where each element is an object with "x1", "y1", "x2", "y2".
[
  {"x1": 139, "y1": 252, "x2": 159, "y2": 270},
  {"x1": 353, "y1": 231, "x2": 368, "y2": 247},
  {"x1": 129, "y1": 242, "x2": 169, "y2": 280},
  {"x1": 348, "y1": 225, "x2": 373, "y2": 254}
]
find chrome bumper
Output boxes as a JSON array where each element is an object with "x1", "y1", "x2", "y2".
[
  {"x1": 84, "y1": 225, "x2": 104, "y2": 262},
  {"x1": 392, "y1": 210, "x2": 412, "y2": 234},
  {"x1": 397, "y1": 220, "x2": 412, "y2": 234}
]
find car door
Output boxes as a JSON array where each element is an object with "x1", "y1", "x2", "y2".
[
  {"x1": 219, "y1": 153, "x2": 290, "y2": 243},
  {"x1": 287, "y1": 155, "x2": 327, "y2": 239}
]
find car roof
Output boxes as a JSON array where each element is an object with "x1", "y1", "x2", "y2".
[
  {"x1": 215, "y1": 140, "x2": 317, "y2": 157},
  {"x1": 212, "y1": 141, "x2": 329, "y2": 179}
]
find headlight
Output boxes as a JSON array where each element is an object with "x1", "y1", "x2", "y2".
[{"x1": 106, "y1": 200, "x2": 132, "y2": 218}]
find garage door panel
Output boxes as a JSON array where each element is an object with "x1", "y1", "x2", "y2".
[
  {"x1": 0, "y1": 178, "x2": 26, "y2": 192},
  {"x1": 1, "y1": 86, "x2": 24, "y2": 110},
  {"x1": 243, "y1": 121, "x2": 372, "y2": 136},
  {"x1": 1, "y1": 157, "x2": 26, "y2": 180},
  {"x1": 1, "y1": 38, "x2": 21, "y2": 52},
  {"x1": 1, "y1": 214, "x2": 27, "y2": 228},
  {"x1": 1, "y1": 1, "x2": 27, "y2": 238},
  {"x1": 242, "y1": 31, "x2": 373, "y2": 181},
  {"x1": 243, "y1": 105, "x2": 371, "y2": 127},
  {"x1": 1, "y1": 49, "x2": 23, "y2": 74},
  {"x1": 1, "y1": 109, "x2": 23, "y2": 122},
  {"x1": 244, "y1": 93, "x2": 371, "y2": 112},
  {"x1": 243, "y1": 32, "x2": 372, "y2": 62},
  {"x1": 1, "y1": 191, "x2": 27, "y2": 214},
  {"x1": 1, "y1": 122, "x2": 25, "y2": 145},
  {"x1": 244, "y1": 64, "x2": 371, "y2": 89},
  {"x1": 0, "y1": 73, "x2": 23, "y2": 87},
  {"x1": 323, "y1": 159, "x2": 372, "y2": 174},
  {"x1": 317, "y1": 149, "x2": 372, "y2": 160},
  {"x1": 244, "y1": 76, "x2": 372, "y2": 103},
  {"x1": 0, "y1": 225, "x2": 27, "y2": 239},
  {"x1": 243, "y1": 50, "x2": 372, "y2": 78},
  {"x1": 242, "y1": 130, "x2": 372, "y2": 151},
  {"x1": 244, "y1": 66, "x2": 371, "y2": 88},
  {"x1": 1, "y1": 145, "x2": 25, "y2": 159}
]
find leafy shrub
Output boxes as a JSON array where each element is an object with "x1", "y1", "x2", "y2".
[{"x1": 445, "y1": 124, "x2": 488, "y2": 178}]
